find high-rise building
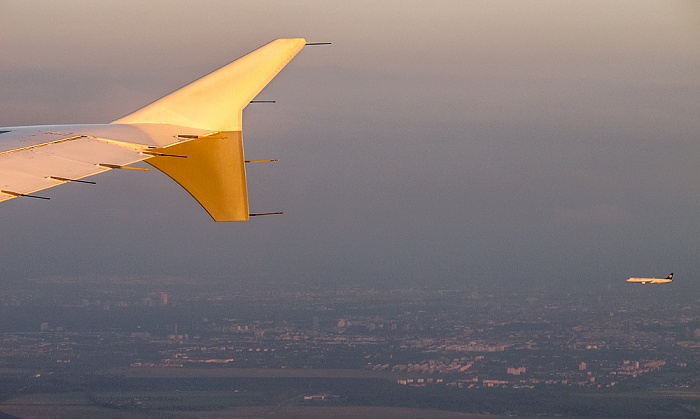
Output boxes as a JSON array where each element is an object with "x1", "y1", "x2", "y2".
[{"x1": 507, "y1": 367, "x2": 526, "y2": 375}]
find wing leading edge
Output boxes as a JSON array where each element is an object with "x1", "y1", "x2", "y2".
[{"x1": 0, "y1": 38, "x2": 308, "y2": 221}]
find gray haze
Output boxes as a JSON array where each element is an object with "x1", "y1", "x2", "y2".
[{"x1": 1, "y1": 1, "x2": 699, "y2": 291}]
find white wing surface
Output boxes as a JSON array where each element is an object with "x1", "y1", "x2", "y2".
[{"x1": 0, "y1": 124, "x2": 211, "y2": 201}]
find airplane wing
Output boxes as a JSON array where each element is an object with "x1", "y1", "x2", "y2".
[
  {"x1": 0, "y1": 38, "x2": 308, "y2": 221},
  {"x1": 0, "y1": 124, "x2": 212, "y2": 200},
  {"x1": 0, "y1": 129, "x2": 148, "y2": 202}
]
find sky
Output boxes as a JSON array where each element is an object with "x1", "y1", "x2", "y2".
[{"x1": 0, "y1": 0, "x2": 699, "y2": 292}]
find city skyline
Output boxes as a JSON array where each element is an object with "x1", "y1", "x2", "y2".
[{"x1": 1, "y1": 283, "x2": 700, "y2": 417}]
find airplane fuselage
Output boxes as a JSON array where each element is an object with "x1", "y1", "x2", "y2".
[
  {"x1": 626, "y1": 278, "x2": 672, "y2": 284},
  {"x1": 626, "y1": 273, "x2": 673, "y2": 285}
]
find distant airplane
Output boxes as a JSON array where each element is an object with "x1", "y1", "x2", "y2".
[
  {"x1": 0, "y1": 38, "x2": 319, "y2": 221},
  {"x1": 626, "y1": 273, "x2": 673, "y2": 285}
]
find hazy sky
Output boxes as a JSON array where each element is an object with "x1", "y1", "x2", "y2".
[{"x1": 1, "y1": 1, "x2": 699, "y2": 291}]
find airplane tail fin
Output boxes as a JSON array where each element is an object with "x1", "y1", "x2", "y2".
[
  {"x1": 112, "y1": 38, "x2": 307, "y2": 221},
  {"x1": 667, "y1": 273, "x2": 673, "y2": 279}
]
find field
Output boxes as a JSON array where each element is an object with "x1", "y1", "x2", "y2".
[
  {"x1": 2, "y1": 368, "x2": 700, "y2": 418},
  {"x1": 0, "y1": 391, "x2": 500, "y2": 419}
]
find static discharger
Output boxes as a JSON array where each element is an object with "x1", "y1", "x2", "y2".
[
  {"x1": 49, "y1": 176, "x2": 96, "y2": 185},
  {"x1": 249, "y1": 100, "x2": 276, "y2": 103},
  {"x1": 305, "y1": 42, "x2": 332, "y2": 46},
  {"x1": 98, "y1": 163, "x2": 149, "y2": 171},
  {"x1": 141, "y1": 151, "x2": 187, "y2": 158},
  {"x1": 176, "y1": 134, "x2": 200, "y2": 139},
  {"x1": 245, "y1": 159, "x2": 278, "y2": 163},
  {"x1": 1, "y1": 190, "x2": 50, "y2": 200},
  {"x1": 249, "y1": 212, "x2": 283, "y2": 217}
]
